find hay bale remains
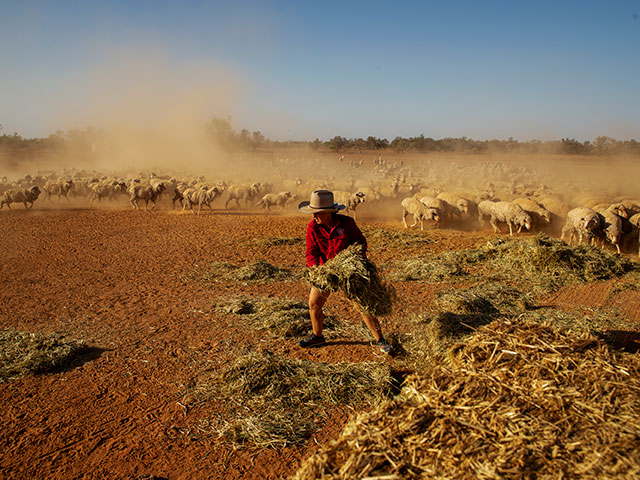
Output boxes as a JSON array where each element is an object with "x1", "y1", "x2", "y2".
[
  {"x1": 435, "y1": 282, "x2": 532, "y2": 316},
  {"x1": 305, "y1": 244, "x2": 395, "y2": 316},
  {"x1": 187, "y1": 351, "x2": 392, "y2": 448},
  {"x1": 485, "y1": 235, "x2": 635, "y2": 291},
  {"x1": 192, "y1": 259, "x2": 294, "y2": 283},
  {"x1": 294, "y1": 320, "x2": 640, "y2": 479},
  {"x1": 215, "y1": 295, "x2": 364, "y2": 338},
  {"x1": 0, "y1": 329, "x2": 89, "y2": 381},
  {"x1": 390, "y1": 235, "x2": 636, "y2": 292},
  {"x1": 399, "y1": 313, "x2": 485, "y2": 372},
  {"x1": 389, "y1": 256, "x2": 466, "y2": 282},
  {"x1": 388, "y1": 248, "x2": 489, "y2": 282},
  {"x1": 518, "y1": 306, "x2": 633, "y2": 337},
  {"x1": 234, "y1": 260, "x2": 291, "y2": 282}
]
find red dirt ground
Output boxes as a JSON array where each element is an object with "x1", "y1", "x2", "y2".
[{"x1": 1, "y1": 208, "x2": 639, "y2": 479}]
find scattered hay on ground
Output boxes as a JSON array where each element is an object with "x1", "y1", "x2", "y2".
[
  {"x1": 389, "y1": 248, "x2": 487, "y2": 282},
  {"x1": 518, "y1": 305, "x2": 635, "y2": 336},
  {"x1": 390, "y1": 235, "x2": 636, "y2": 293},
  {"x1": 305, "y1": 244, "x2": 395, "y2": 316},
  {"x1": 189, "y1": 259, "x2": 295, "y2": 284},
  {"x1": 611, "y1": 270, "x2": 640, "y2": 293},
  {"x1": 186, "y1": 351, "x2": 392, "y2": 448},
  {"x1": 435, "y1": 282, "x2": 533, "y2": 316},
  {"x1": 398, "y1": 313, "x2": 482, "y2": 372},
  {"x1": 0, "y1": 329, "x2": 90, "y2": 381},
  {"x1": 399, "y1": 283, "x2": 531, "y2": 372},
  {"x1": 294, "y1": 319, "x2": 640, "y2": 479},
  {"x1": 214, "y1": 295, "x2": 367, "y2": 339},
  {"x1": 401, "y1": 302, "x2": 635, "y2": 373},
  {"x1": 215, "y1": 296, "x2": 315, "y2": 338},
  {"x1": 363, "y1": 227, "x2": 435, "y2": 248},
  {"x1": 251, "y1": 236, "x2": 304, "y2": 247},
  {"x1": 485, "y1": 235, "x2": 636, "y2": 292}
]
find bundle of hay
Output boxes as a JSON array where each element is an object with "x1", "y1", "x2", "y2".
[
  {"x1": 294, "y1": 320, "x2": 640, "y2": 479},
  {"x1": 305, "y1": 244, "x2": 395, "y2": 316}
]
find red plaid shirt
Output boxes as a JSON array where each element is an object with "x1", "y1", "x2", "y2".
[{"x1": 305, "y1": 214, "x2": 367, "y2": 267}]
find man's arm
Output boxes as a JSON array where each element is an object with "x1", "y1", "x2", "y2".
[{"x1": 306, "y1": 222, "x2": 321, "y2": 267}]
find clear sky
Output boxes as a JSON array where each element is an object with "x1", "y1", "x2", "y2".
[{"x1": 1, "y1": 0, "x2": 639, "y2": 141}]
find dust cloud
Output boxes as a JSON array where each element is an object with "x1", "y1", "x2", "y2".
[
  {"x1": 2, "y1": 49, "x2": 245, "y2": 179},
  {"x1": 1, "y1": 48, "x2": 639, "y2": 217}
]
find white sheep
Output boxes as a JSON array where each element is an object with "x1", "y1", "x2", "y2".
[
  {"x1": 183, "y1": 186, "x2": 223, "y2": 214},
  {"x1": 418, "y1": 196, "x2": 449, "y2": 220},
  {"x1": 436, "y1": 192, "x2": 471, "y2": 219},
  {"x1": 401, "y1": 197, "x2": 440, "y2": 230},
  {"x1": 478, "y1": 200, "x2": 532, "y2": 236},
  {"x1": 256, "y1": 191, "x2": 292, "y2": 211},
  {"x1": 129, "y1": 183, "x2": 165, "y2": 210},
  {"x1": 628, "y1": 213, "x2": 640, "y2": 256},
  {"x1": 538, "y1": 197, "x2": 571, "y2": 220},
  {"x1": 89, "y1": 180, "x2": 126, "y2": 206},
  {"x1": 594, "y1": 209, "x2": 624, "y2": 254},
  {"x1": 44, "y1": 179, "x2": 74, "y2": 202},
  {"x1": 1, "y1": 186, "x2": 42, "y2": 209},
  {"x1": 333, "y1": 191, "x2": 366, "y2": 220},
  {"x1": 171, "y1": 182, "x2": 191, "y2": 209},
  {"x1": 225, "y1": 183, "x2": 262, "y2": 209},
  {"x1": 513, "y1": 197, "x2": 552, "y2": 228},
  {"x1": 561, "y1": 207, "x2": 601, "y2": 245}
]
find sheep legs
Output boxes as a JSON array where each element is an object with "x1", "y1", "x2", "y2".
[{"x1": 489, "y1": 216, "x2": 500, "y2": 234}]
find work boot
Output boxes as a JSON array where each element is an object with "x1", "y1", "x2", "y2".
[
  {"x1": 377, "y1": 338, "x2": 393, "y2": 355},
  {"x1": 298, "y1": 333, "x2": 326, "y2": 348}
]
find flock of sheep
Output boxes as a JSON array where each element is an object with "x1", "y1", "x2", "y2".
[{"x1": 1, "y1": 154, "x2": 639, "y2": 256}]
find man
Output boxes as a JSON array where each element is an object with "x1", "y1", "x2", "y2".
[{"x1": 298, "y1": 189, "x2": 393, "y2": 354}]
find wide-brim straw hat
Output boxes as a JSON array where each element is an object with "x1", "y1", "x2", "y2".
[{"x1": 298, "y1": 189, "x2": 345, "y2": 213}]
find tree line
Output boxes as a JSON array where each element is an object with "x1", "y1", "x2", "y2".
[{"x1": 1, "y1": 120, "x2": 639, "y2": 157}]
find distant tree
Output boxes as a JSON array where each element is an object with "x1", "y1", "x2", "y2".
[
  {"x1": 327, "y1": 136, "x2": 348, "y2": 152},
  {"x1": 251, "y1": 131, "x2": 265, "y2": 148},
  {"x1": 560, "y1": 138, "x2": 591, "y2": 154},
  {"x1": 208, "y1": 116, "x2": 235, "y2": 148},
  {"x1": 390, "y1": 136, "x2": 410, "y2": 153}
]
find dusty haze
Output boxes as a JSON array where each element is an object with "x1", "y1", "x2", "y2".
[{"x1": 1, "y1": 49, "x2": 639, "y2": 214}]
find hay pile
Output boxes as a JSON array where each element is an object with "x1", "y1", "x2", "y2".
[
  {"x1": 389, "y1": 248, "x2": 487, "y2": 282},
  {"x1": 0, "y1": 329, "x2": 89, "y2": 381},
  {"x1": 215, "y1": 295, "x2": 371, "y2": 339},
  {"x1": 305, "y1": 244, "x2": 395, "y2": 316},
  {"x1": 193, "y1": 259, "x2": 294, "y2": 283},
  {"x1": 400, "y1": 284, "x2": 532, "y2": 371},
  {"x1": 435, "y1": 282, "x2": 532, "y2": 317},
  {"x1": 188, "y1": 351, "x2": 392, "y2": 448},
  {"x1": 485, "y1": 235, "x2": 634, "y2": 288},
  {"x1": 216, "y1": 296, "x2": 318, "y2": 338},
  {"x1": 389, "y1": 235, "x2": 636, "y2": 292},
  {"x1": 294, "y1": 320, "x2": 640, "y2": 479}
]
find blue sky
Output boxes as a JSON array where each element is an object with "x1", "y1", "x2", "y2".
[{"x1": 1, "y1": 0, "x2": 639, "y2": 141}]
